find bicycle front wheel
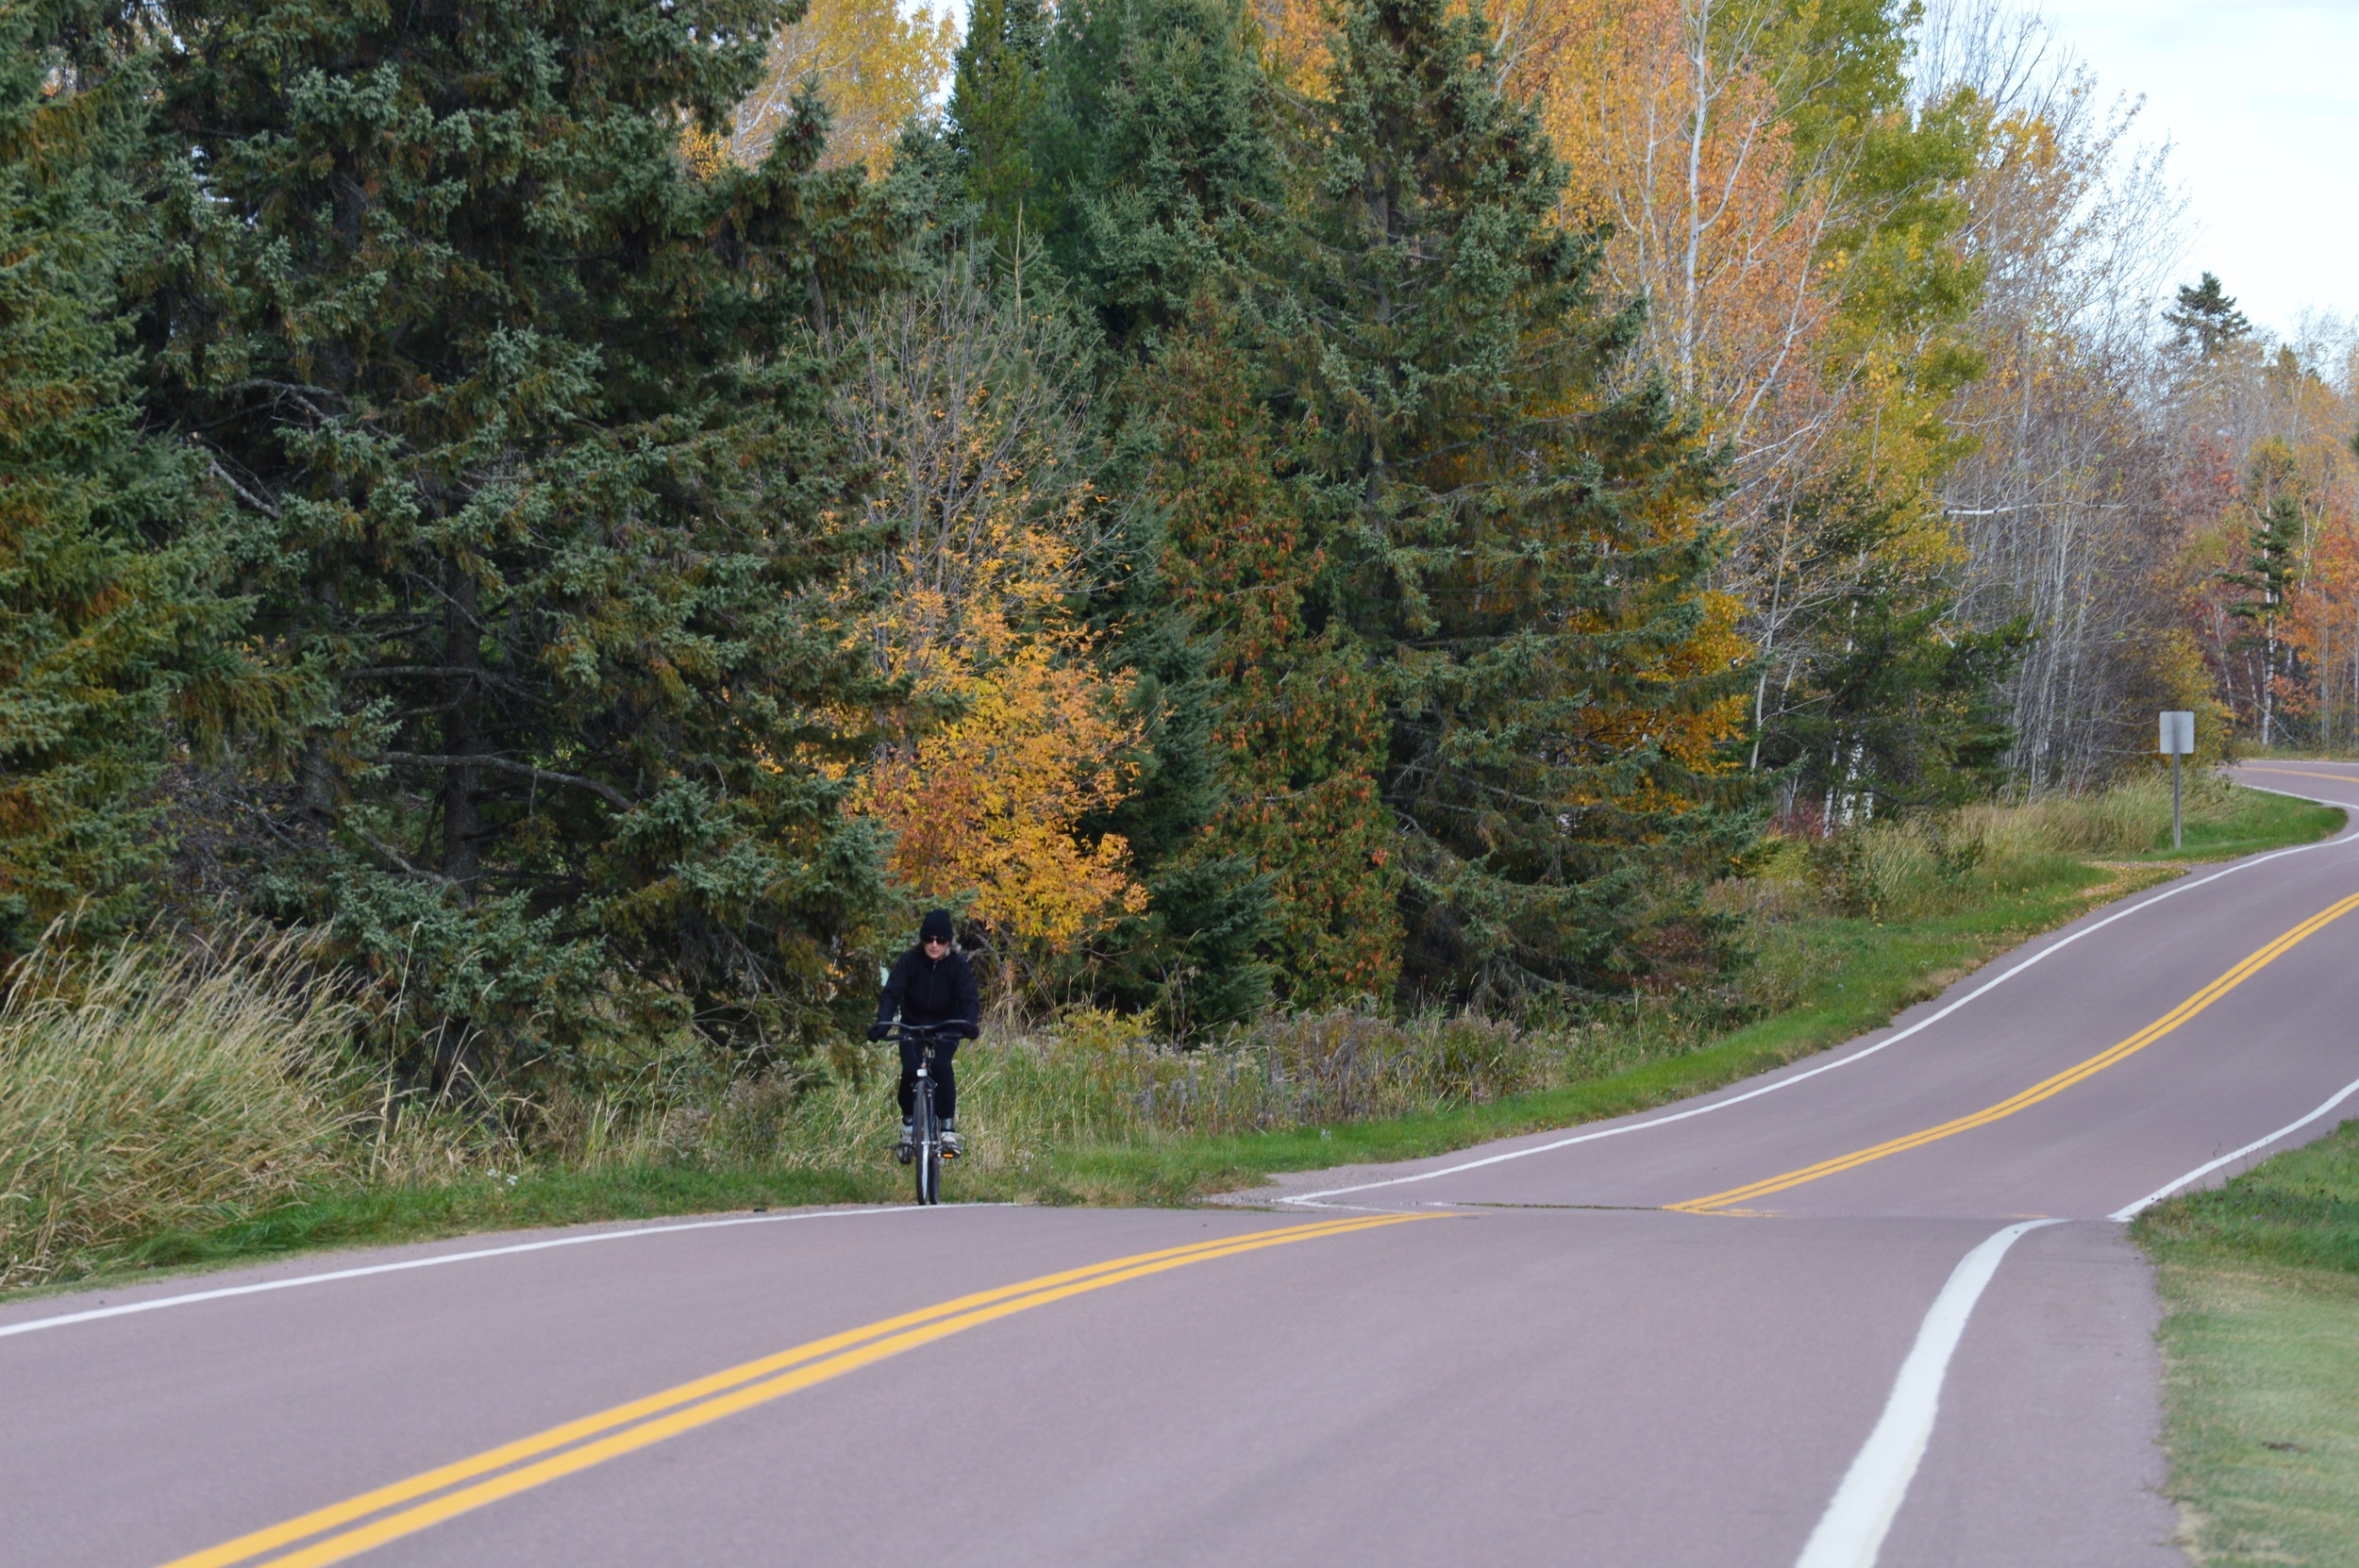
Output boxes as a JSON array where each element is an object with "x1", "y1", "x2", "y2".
[{"x1": 913, "y1": 1082, "x2": 938, "y2": 1206}]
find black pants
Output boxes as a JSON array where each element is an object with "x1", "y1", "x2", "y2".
[{"x1": 896, "y1": 1035, "x2": 959, "y2": 1123}]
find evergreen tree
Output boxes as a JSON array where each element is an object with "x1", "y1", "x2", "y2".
[
  {"x1": 1749, "y1": 482, "x2": 2028, "y2": 816},
  {"x1": 1144, "y1": 308, "x2": 1397, "y2": 1004},
  {"x1": 1032, "y1": 0, "x2": 1278, "y2": 351},
  {"x1": 970, "y1": 0, "x2": 1289, "y2": 1027},
  {"x1": 143, "y1": 0, "x2": 907, "y2": 1072},
  {"x1": 1263, "y1": 0, "x2": 1743, "y2": 1005},
  {"x1": 947, "y1": 0, "x2": 1049, "y2": 250},
  {"x1": 2220, "y1": 442, "x2": 2306, "y2": 746},
  {"x1": 2167, "y1": 272, "x2": 2251, "y2": 357},
  {"x1": 0, "y1": 2, "x2": 236, "y2": 959}
]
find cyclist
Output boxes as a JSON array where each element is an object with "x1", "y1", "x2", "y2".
[{"x1": 868, "y1": 909, "x2": 980, "y2": 1159}]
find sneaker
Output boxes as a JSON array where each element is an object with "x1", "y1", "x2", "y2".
[
  {"x1": 894, "y1": 1123, "x2": 914, "y2": 1164},
  {"x1": 940, "y1": 1129, "x2": 963, "y2": 1159}
]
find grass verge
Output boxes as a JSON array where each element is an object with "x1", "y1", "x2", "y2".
[
  {"x1": 7, "y1": 780, "x2": 2343, "y2": 1302},
  {"x1": 2135, "y1": 1122, "x2": 2359, "y2": 1566}
]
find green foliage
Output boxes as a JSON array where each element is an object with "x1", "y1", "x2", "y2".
[
  {"x1": 2224, "y1": 498, "x2": 2304, "y2": 631},
  {"x1": 0, "y1": 1, "x2": 239, "y2": 957},
  {"x1": 947, "y1": 0, "x2": 1049, "y2": 248},
  {"x1": 1075, "y1": 481, "x2": 1277, "y2": 1033},
  {"x1": 2166, "y1": 270, "x2": 2252, "y2": 358},
  {"x1": 1042, "y1": 0, "x2": 1291, "y2": 1029},
  {"x1": 1141, "y1": 307, "x2": 1398, "y2": 1006},
  {"x1": 1029, "y1": 0, "x2": 1278, "y2": 351},
  {"x1": 140, "y1": 0, "x2": 909, "y2": 1072},
  {"x1": 1750, "y1": 479, "x2": 2030, "y2": 813},
  {"x1": 1262, "y1": 0, "x2": 1743, "y2": 1005}
]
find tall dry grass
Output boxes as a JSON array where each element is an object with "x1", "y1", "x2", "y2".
[
  {"x1": 1830, "y1": 772, "x2": 2231, "y2": 917},
  {"x1": 531, "y1": 1007, "x2": 1596, "y2": 1185},
  {"x1": 0, "y1": 936, "x2": 365, "y2": 1289}
]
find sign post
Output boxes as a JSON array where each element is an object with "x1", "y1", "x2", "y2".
[{"x1": 2159, "y1": 710, "x2": 2195, "y2": 848}]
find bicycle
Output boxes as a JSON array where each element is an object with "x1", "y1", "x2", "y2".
[{"x1": 888, "y1": 1022, "x2": 964, "y2": 1206}]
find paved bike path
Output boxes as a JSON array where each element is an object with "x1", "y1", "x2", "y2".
[{"x1": 5, "y1": 762, "x2": 2355, "y2": 1567}]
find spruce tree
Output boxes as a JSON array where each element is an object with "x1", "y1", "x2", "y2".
[
  {"x1": 1264, "y1": 0, "x2": 1742, "y2": 1004},
  {"x1": 1032, "y1": 0, "x2": 1278, "y2": 350},
  {"x1": 947, "y1": 0, "x2": 1290, "y2": 1027},
  {"x1": 1144, "y1": 309, "x2": 1398, "y2": 1004},
  {"x1": 947, "y1": 0, "x2": 1049, "y2": 251},
  {"x1": 2167, "y1": 273, "x2": 2251, "y2": 358},
  {"x1": 0, "y1": 3, "x2": 234, "y2": 959},
  {"x1": 143, "y1": 0, "x2": 906, "y2": 1070},
  {"x1": 2221, "y1": 447, "x2": 2306, "y2": 747},
  {"x1": 1746, "y1": 480, "x2": 2028, "y2": 817}
]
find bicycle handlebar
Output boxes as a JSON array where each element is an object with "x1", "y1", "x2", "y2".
[{"x1": 874, "y1": 1021, "x2": 972, "y2": 1043}]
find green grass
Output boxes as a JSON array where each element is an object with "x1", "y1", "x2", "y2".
[
  {"x1": 2136, "y1": 1123, "x2": 2359, "y2": 1565},
  {"x1": 7, "y1": 781, "x2": 2343, "y2": 1304},
  {"x1": 2145, "y1": 777, "x2": 2353, "y2": 861}
]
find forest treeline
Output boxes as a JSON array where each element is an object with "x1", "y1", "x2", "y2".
[{"x1": 3, "y1": 0, "x2": 2354, "y2": 1098}]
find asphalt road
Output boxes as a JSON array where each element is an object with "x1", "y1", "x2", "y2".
[{"x1": 8, "y1": 762, "x2": 2359, "y2": 1568}]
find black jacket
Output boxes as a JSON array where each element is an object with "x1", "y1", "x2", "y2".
[{"x1": 875, "y1": 945, "x2": 980, "y2": 1038}]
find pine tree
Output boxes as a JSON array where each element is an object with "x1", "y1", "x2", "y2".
[
  {"x1": 0, "y1": 3, "x2": 235, "y2": 959},
  {"x1": 1264, "y1": 0, "x2": 1744, "y2": 1005},
  {"x1": 142, "y1": 0, "x2": 908, "y2": 1071}
]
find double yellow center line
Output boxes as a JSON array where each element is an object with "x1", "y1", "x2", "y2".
[
  {"x1": 2244, "y1": 765, "x2": 2359, "y2": 787},
  {"x1": 161, "y1": 1212, "x2": 1431, "y2": 1568},
  {"x1": 1670, "y1": 888, "x2": 2359, "y2": 1214}
]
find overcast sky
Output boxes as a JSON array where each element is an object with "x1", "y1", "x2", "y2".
[{"x1": 2033, "y1": 0, "x2": 2359, "y2": 337}]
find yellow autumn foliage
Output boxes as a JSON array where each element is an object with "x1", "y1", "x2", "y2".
[
  {"x1": 832, "y1": 262, "x2": 1146, "y2": 961},
  {"x1": 860, "y1": 641, "x2": 1146, "y2": 955},
  {"x1": 733, "y1": 0, "x2": 959, "y2": 175}
]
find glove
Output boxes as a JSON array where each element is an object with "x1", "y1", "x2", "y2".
[
  {"x1": 867, "y1": 1022, "x2": 892, "y2": 1042},
  {"x1": 959, "y1": 1022, "x2": 981, "y2": 1041}
]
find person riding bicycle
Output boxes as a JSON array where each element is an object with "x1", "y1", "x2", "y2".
[{"x1": 868, "y1": 909, "x2": 980, "y2": 1159}]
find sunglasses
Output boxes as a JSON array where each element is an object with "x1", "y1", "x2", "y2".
[{"x1": 923, "y1": 935, "x2": 950, "y2": 947}]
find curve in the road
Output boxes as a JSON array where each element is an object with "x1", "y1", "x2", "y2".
[
  {"x1": 1281, "y1": 813, "x2": 2359, "y2": 1210},
  {"x1": 16, "y1": 763, "x2": 2358, "y2": 1568},
  {"x1": 1671, "y1": 885, "x2": 2359, "y2": 1213}
]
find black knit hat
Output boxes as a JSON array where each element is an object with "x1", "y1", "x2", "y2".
[{"x1": 918, "y1": 909, "x2": 955, "y2": 945}]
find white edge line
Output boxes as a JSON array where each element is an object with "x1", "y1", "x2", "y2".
[
  {"x1": 2107, "y1": 1076, "x2": 2359, "y2": 1222},
  {"x1": 1280, "y1": 807, "x2": 2359, "y2": 1206},
  {"x1": 0, "y1": 1205, "x2": 947, "y2": 1341},
  {"x1": 1794, "y1": 1218, "x2": 2066, "y2": 1568}
]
